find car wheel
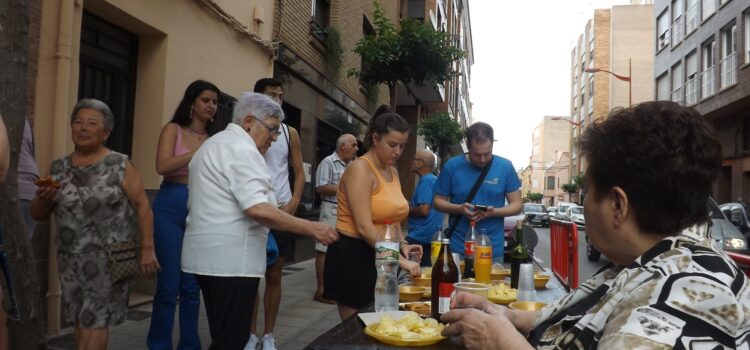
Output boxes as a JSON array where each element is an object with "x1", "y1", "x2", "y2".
[{"x1": 586, "y1": 237, "x2": 600, "y2": 262}]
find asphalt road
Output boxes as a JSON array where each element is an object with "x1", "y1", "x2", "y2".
[{"x1": 528, "y1": 226, "x2": 609, "y2": 283}]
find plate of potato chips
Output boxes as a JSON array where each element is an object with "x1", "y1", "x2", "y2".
[
  {"x1": 487, "y1": 281, "x2": 517, "y2": 305},
  {"x1": 364, "y1": 312, "x2": 446, "y2": 346}
]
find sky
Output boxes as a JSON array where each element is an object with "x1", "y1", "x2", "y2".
[{"x1": 468, "y1": 0, "x2": 632, "y2": 169}]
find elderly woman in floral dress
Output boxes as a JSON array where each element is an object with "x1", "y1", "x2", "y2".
[{"x1": 31, "y1": 99, "x2": 159, "y2": 350}]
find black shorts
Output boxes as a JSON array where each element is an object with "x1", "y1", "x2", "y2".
[
  {"x1": 270, "y1": 230, "x2": 293, "y2": 258},
  {"x1": 323, "y1": 234, "x2": 375, "y2": 309}
]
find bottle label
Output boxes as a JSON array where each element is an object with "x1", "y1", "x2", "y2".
[
  {"x1": 431, "y1": 241, "x2": 441, "y2": 260},
  {"x1": 438, "y1": 283, "x2": 454, "y2": 314},
  {"x1": 475, "y1": 246, "x2": 493, "y2": 283},
  {"x1": 476, "y1": 246, "x2": 492, "y2": 260},
  {"x1": 375, "y1": 242, "x2": 400, "y2": 262},
  {"x1": 464, "y1": 240, "x2": 475, "y2": 256}
]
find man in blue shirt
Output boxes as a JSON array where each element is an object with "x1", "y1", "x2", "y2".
[
  {"x1": 433, "y1": 122, "x2": 522, "y2": 262},
  {"x1": 406, "y1": 150, "x2": 444, "y2": 266}
]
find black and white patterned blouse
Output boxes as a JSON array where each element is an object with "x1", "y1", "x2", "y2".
[{"x1": 529, "y1": 224, "x2": 750, "y2": 349}]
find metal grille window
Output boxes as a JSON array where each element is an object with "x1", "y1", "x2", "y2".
[
  {"x1": 656, "y1": 72, "x2": 670, "y2": 101},
  {"x1": 671, "y1": 62, "x2": 684, "y2": 105},
  {"x1": 686, "y1": 0, "x2": 699, "y2": 34},
  {"x1": 702, "y1": 40, "x2": 716, "y2": 98},
  {"x1": 657, "y1": 11, "x2": 670, "y2": 50},
  {"x1": 671, "y1": 0, "x2": 685, "y2": 46},
  {"x1": 720, "y1": 23, "x2": 737, "y2": 88},
  {"x1": 703, "y1": 0, "x2": 716, "y2": 21},
  {"x1": 746, "y1": 13, "x2": 750, "y2": 64},
  {"x1": 685, "y1": 52, "x2": 699, "y2": 105},
  {"x1": 546, "y1": 176, "x2": 555, "y2": 191}
]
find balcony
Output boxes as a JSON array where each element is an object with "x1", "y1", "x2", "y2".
[
  {"x1": 671, "y1": 85, "x2": 684, "y2": 105},
  {"x1": 657, "y1": 30, "x2": 670, "y2": 51},
  {"x1": 671, "y1": 16, "x2": 685, "y2": 47},
  {"x1": 701, "y1": 66, "x2": 715, "y2": 99},
  {"x1": 686, "y1": 3, "x2": 699, "y2": 35},
  {"x1": 685, "y1": 76, "x2": 699, "y2": 105},
  {"x1": 720, "y1": 52, "x2": 737, "y2": 89},
  {"x1": 702, "y1": 0, "x2": 716, "y2": 21}
]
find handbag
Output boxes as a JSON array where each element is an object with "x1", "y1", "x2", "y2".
[
  {"x1": 105, "y1": 240, "x2": 140, "y2": 283},
  {"x1": 72, "y1": 179, "x2": 140, "y2": 282},
  {"x1": 444, "y1": 156, "x2": 494, "y2": 238}
]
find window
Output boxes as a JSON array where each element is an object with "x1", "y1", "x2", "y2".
[
  {"x1": 702, "y1": 0, "x2": 716, "y2": 21},
  {"x1": 312, "y1": 0, "x2": 330, "y2": 30},
  {"x1": 587, "y1": 95, "x2": 593, "y2": 116},
  {"x1": 685, "y1": 52, "x2": 698, "y2": 105},
  {"x1": 656, "y1": 72, "x2": 670, "y2": 101},
  {"x1": 546, "y1": 176, "x2": 555, "y2": 190},
  {"x1": 588, "y1": 75, "x2": 594, "y2": 97},
  {"x1": 671, "y1": 62, "x2": 684, "y2": 104},
  {"x1": 657, "y1": 11, "x2": 670, "y2": 50},
  {"x1": 407, "y1": 0, "x2": 426, "y2": 22},
  {"x1": 746, "y1": 13, "x2": 750, "y2": 64},
  {"x1": 360, "y1": 16, "x2": 375, "y2": 83},
  {"x1": 702, "y1": 40, "x2": 716, "y2": 98},
  {"x1": 686, "y1": 0, "x2": 699, "y2": 34},
  {"x1": 671, "y1": 0, "x2": 685, "y2": 46},
  {"x1": 720, "y1": 23, "x2": 737, "y2": 88}
]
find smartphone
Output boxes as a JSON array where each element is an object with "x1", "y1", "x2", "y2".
[{"x1": 474, "y1": 204, "x2": 488, "y2": 211}]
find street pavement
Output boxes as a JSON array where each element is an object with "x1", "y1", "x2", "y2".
[{"x1": 47, "y1": 258, "x2": 341, "y2": 350}]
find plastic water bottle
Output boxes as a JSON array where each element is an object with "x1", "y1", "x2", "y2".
[{"x1": 374, "y1": 220, "x2": 399, "y2": 312}]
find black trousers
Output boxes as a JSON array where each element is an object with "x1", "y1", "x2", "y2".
[{"x1": 195, "y1": 274, "x2": 260, "y2": 350}]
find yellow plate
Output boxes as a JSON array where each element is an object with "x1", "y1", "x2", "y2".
[
  {"x1": 364, "y1": 323, "x2": 446, "y2": 347},
  {"x1": 488, "y1": 295, "x2": 516, "y2": 305}
]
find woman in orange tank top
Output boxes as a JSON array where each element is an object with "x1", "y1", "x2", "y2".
[{"x1": 323, "y1": 109, "x2": 424, "y2": 321}]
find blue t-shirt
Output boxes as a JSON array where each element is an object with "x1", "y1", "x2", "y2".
[
  {"x1": 407, "y1": 173, "x2": 445, "y2": 243},
  {"x1": 434, "y1": 155, "x2": 521, "y2": 255}
]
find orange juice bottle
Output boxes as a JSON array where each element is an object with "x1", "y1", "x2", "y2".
[{"x1": 475, "y1": 229, "x2": 492, "y2": 284}]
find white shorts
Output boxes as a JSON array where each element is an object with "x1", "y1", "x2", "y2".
[{"x1": 316, "y1": 201, "x2": 338, "y2": 253}]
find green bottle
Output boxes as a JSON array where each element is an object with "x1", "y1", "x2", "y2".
[{"x1": 510, "y1": 220, "x2": 531, "y2": 289}]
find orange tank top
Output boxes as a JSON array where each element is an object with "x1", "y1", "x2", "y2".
[{"x1": 336, "y1": 156, "x2": 409, "y2": 236}]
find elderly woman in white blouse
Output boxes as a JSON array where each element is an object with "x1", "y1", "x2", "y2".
[{"x1": 181, "y1": 92, "x2": 338, "y2": 349}]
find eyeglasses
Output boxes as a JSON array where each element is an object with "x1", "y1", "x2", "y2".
[{"x1": 255, "y1": 117, "x2": 281, "y2": 136}]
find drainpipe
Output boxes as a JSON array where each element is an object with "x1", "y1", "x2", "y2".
[{"x1": 47, "y1": 0, "x2": 77, "y2": 336}]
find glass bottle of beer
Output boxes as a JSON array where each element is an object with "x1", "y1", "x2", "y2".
[
  {"x1": 510, "y1": 220, "x2": 531, "y2": 289},
  {"x1": 431, "y1": 238, "x2": 458, "y2": 320},
  {"x1": 463, "y1": 221, "x2": 477, "y2": 279}
]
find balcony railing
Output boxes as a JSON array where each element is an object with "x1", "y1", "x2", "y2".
[
  {"x1": 671, "y1": 16, "x2": 685, "y2": 47},
  {"x1": 686, "y1": 3, "x2": 699, "y2": 34},
  {"x1": 720, "y1": 52, "x2": 737, "y2": 89},
  {"x1": 657, "y1": 31, "x2": 670, "y2": 51},
  {"x1": 701, "y1": 66, "x2": 716, "y2": 98},
  {"x1": 685, "y1": 75, "x2": 699, "y2": 105},
  {"x1": 671, "y1": 85, "x2": 684, "y2": 105}
]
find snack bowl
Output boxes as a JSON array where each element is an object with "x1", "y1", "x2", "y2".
[
  {"x1": 412, "y1": 276, "x2": 431, "y2": 287},
  {"x1": 399, "y1": 286, "x2": 426, "y2": 302},
  {"x1": 508, "y1": 301, "x2": 546, "y2": 311},
  {"x1": 534, "y1": 273, "x2": 551, "y2": 289},
  {"x1": 491, "y1": 270, "x2": 510, "y2": 281},
  {"x1": 401, "y1": 302, "x2": 431, "y2": 317}
]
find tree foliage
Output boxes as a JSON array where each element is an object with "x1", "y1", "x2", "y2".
[
  {"x1": 348, "y1": 2, "x2": 464, "y2": 110},
  {"x1": 526, "y1": 192, "x2": 544, "y2": 202},
  {"x1": 417, "y1": 111, "x2": 463, "y2": 169},
  {"x1": 561, "y1": 183, "x2": 577, "y2": 195}
]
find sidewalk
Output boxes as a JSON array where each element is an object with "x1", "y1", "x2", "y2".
[{"x1": 48, "y1": 258, "x2": 341, "y2": 349}]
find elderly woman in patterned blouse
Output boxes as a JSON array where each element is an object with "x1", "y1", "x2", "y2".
[
  {"x1": 441, "y1": 101, "x2": 750, "y2": 349},
  {"x1": 31, "y1": 99, "x2": 159, "y2": 350}
]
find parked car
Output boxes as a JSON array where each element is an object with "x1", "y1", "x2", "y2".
[
  {"x1": 718, "y1": 202, "x2": 750, "y2": 237},
  {"x1": 586, "y1": 197, "x2": 749, "y2": 261},
  {"x1": 566, "y1": 205, "x2": 585, "y2": 229},
  {"x1": 523, "y1": 203, "x2": 550, "y2": 227},
  {"x1": 556, "y1": 202, "x2": 574, "y2": 220}
]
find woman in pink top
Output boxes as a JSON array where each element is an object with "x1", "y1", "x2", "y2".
[{"x1": 147, "y1": 80, "x2": 219, "y2": 350}]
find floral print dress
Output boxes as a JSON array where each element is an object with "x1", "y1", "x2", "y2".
[{"x1": 50, "y1": 151, "x2": 137, "y2": 328}]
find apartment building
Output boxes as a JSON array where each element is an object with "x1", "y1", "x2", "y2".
[
  {"x1": 569, "y1": 4, "x2": 655, "y2": 177},
  {"x1": 654, "y1": 0, "x2": 750, "y2": 203},
  {"x1": 543, "y1": 151, "x2": 572, "y2": 206},
  {"x1": 529, "y1": 116, "x2": 571, "y2": 205}
]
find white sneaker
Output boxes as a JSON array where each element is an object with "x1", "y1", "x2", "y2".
[
  {"x1": 244, "y1": 334, "x2": 259, "y2": 350},
  {"x1": 262, "y1": 333, "x2": 277, "y2": 350}
]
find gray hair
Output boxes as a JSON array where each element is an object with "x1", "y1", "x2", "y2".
[
  {"x1": 70, "y1": 99, "x2": 115, "y2": 132},
  {"x1": 336, "y1": 134, "x2": 355, "y2": 149},
  {"x1": 232, "y1": 92, "x2": 285, "y2": 126}
]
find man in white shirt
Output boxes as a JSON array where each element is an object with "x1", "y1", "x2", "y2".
[
  {"x1": 313, "y1": 134, "x2": 358, "y2": 304},
  {"x1": 181, "y1": 93, "x2": 337, "y2": 349}
]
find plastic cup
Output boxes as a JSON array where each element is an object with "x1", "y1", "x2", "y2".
[
  {"x1": 408, "y1": 251, "x2": 420, "y2": 262},
  {"x1": 516, "y1": 263, "x2": 536, "y2": 301},
  {"x1": 453, "y1": 282, "x2": 489, "y2": 297}
]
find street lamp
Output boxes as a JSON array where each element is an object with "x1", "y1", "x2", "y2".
[
  {"x1": 584, "y1": 58, "x2": 632, "y2": 106},
  {"x1": 551, "y1": 116, "x2": 582, "y2": 127}
]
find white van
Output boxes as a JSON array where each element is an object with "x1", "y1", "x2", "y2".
[{"x1": 556, "y1": 202, "x2": 574, "y2": 220}]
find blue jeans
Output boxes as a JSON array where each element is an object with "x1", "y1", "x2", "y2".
[{"x1": 147, "y1": 182, "x2": 200, "y2": 350}]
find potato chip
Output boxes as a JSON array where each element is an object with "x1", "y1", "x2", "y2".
[
  {"x1": 373, "y1": 312, "x2": 445, "y2": 340},
  {"x1": 488, "y1": 282, "x2": 517, "y2": 299}
]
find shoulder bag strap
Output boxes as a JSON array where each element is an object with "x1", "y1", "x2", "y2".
[{"x1": 445, "y1": 156, "x2": 494, "y2": 239}]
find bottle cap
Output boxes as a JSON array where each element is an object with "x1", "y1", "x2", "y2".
[
  {"x1": 469, "y1": 220, "x2": 476, "y2": 227},
  {"x1": 442, "y1": 238, "x2": 450, "y2": 244},
  {"x1": 383, "y1": 219, "x2": 393, "y2": 225}
]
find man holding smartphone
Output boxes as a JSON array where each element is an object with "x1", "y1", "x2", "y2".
[{"x1": 433, "y1": 122, "x2": 523, "y2": 262}]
